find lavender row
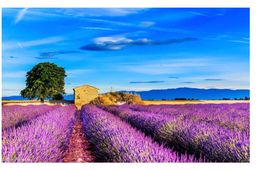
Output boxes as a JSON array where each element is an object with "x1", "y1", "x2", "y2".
[
  {"x1": 128, "y1": 104, "x2": 249, "y2": 132},
  {"x1": 81, "y1": 105, "x2": 202, "y2": 162},
  {"x1": 103, "y1": 105, "x2": 249, "y2": 162},
  {"x1": 2, "y1": 104, "x2": 61, "y2": 129},
  {"x1": 2, "y1": 105, "x2": 76, "y2": 162}
]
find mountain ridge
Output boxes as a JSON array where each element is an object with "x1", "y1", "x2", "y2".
[
  {"x1": 2, "y1": 87, "x2": 249, "y2": 101},
  {"x1": 122, "y1": 87, "x2": 249, "y2": 100}
]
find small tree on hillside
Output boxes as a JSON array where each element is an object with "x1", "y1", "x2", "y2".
[{"x1": 21, "y1": 62, "x2": 66, "y2": 103}]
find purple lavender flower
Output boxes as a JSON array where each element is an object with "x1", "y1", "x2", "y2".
[
  {"x1": 81, "y1": 105, "x2": 201, "y2": 162},
  {"x1": 102, "y1": 103, "x2": 249, "y2": 162},
  {"x1": 2, "y1": 105, "x2": 76, "y2": 162},
  {"x1": 2, "y1": 105, "x2": 61, "y2": 129}
]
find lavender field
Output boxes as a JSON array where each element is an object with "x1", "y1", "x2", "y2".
[
  {"x1": 102, "y1": 103, "x2": 249, "y2": 162},
  {"x1": 2, "y1": 105, "x2": 77, "y2": 162},
  {"x1": 2, "y1": 103, "x2": 249, "y2": 162},
  {"x1": 2, "y1": 105, "x2": 61, "y2": 129}
]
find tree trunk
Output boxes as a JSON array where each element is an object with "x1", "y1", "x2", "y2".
[{"x1": 40, "y1": 98, "x2": 44, "y2": 103}]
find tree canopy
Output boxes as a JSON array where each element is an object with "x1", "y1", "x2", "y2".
[{"x1": 21, "y1": 62, "x2": 66, "y2": 102}]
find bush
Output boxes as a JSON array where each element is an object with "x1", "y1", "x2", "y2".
[{"x1": 90, "y1": 92, "x2": 144, "y2": 105}]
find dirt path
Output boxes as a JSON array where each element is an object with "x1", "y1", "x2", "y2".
[{"x1": 64, "y1": 111, "x2": 95, "y2": 162}]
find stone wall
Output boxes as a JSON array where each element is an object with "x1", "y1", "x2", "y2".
[{"x1": 74, "y1": 85, "x2": 98, "y2": 109}]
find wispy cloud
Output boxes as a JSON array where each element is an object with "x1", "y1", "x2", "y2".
[
  {"x1": 168, "y1": 76, "x2": 179, "y2": 79},
  {"x1": 4, "y1": 36, "x2": 65, "y2": 50},
  {"x1": 118, "y1": 58, "x2": 210, "y2": 75},
  {"x1": 205, "y1": 34, "x2": 250, "y2": 44},
  {"x1": 9, "y1": 8, "x2": 146, "y2": 23},
  {"x1": 37, "y1": 50, "x2": 80, "y2": 59},
  {"x1": 204, "y1": 78, "x2": 224, "y2": 81},
  {"x1": 242, "y1": 37, "x2": 249, "y2": 41},
  {"x1": 181, "y1": 81, "x2": 195, "y2": 84},
  {"x1": 80, "y1": 36, "x2": 197, "y2": 51},
  {"x1": 139, "y1": 21, "x2": 155, "y2": 27},
  {"x1": 86, "y1": 18, "x2": 191, "y2": 34},
  {"x1": 87, "y1": 18, "x2": 132, "y2": 27},
  {"x1": 7, "y1": 8, "x2": 204, "y2": 34},
  {"x1": 57, "y1": 8, "x2": 145, "y2": 17},
  {"x1": 80, "y1": 27, "x2": 116, "y2": 31},
  {"x1": 129, "y1": 81, "x2": 165, "y2": 84},
  {"x1": 15, "y1": 8, "x2": 28, "y2": 24},
  {"x1": 20, "y1": 36, "x2": 64, "y2": 48},
  {"x1": 188, "y1": 11, "x2": 206, "y2": 16},
  {"x1": 80, "y1": 36, "x2": 132, "y2": 51},
  {"x1": 17, "y1": 42, "x2": 24, "y2": 49},
  {"x1": 2, "y1": 8, "x2": 249, "y2": 93},
  {"x1": 229, "y1": 40, "x2": 249, "y2": 44}
]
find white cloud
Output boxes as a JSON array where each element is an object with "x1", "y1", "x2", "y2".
[
  {"x1": 229, "y1": 40, "x2": 249, "y2": 44},
  {"x1": 87, "y1": 18, "x2": 191, "y2": 34},
  {"x1": 94, "y1": 36, "x2": 132, "y2": 44},
  {"x1": 3, "y1": 8, "x2": 147, "y2": 34},
  {"x1": 139, "y1": 21, "x2": 155, "y2": 27},
  {"x1": 119, "y1": 58, "x2": 211, "y2": 75},
  {"x1": 15, "y1": 8, "x2": 28, "y2": 24},
  {"x1": 3, "y1": 36, "x2": 65, "y2": 50},
  {"x1": 188, "y1": 11, "x2": 206, "y2": 16},
  {"x1": 80, "y1": 36, "x2": 195, "y2": 51},
  {"x1": 80, "y1": 27, "x2": 115, "y2": 31},
  {"x1": 57, "y1": 8, "x2": 145, "y2": 17},
  {"x1": 87, "y1": 18, "x2": 132, "y2": 27},
  {"x1": 8, "y1": 8, "x2": 145, "y2": 23},
  {"x1": 205, "y1": 34, "x2": 250, "y2": 44},
  {"x1": 17, "y1": 42, "x2": 24, "y2": 49},
  {"x1": 20, "y1": 36, "x2": 64, "y2": 47},
  {"x1": 101, "y1": 8, "x2": 144, "y2": 17},
  {"x1": 92, "y1": 36, "x2": 133, "y2": 50}
]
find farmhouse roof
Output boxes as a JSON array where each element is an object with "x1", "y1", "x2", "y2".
[{"x1": 73, "y1": 84, "x2": 99, "y2": 91}]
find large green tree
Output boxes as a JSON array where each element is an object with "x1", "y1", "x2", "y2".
[{"x1": 21, "y1": 62, "x2": 66, "y2": 102}]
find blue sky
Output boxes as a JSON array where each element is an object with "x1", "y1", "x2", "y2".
[{"x1": 2, "y1": 8, "x2": 249, "y2": 96}]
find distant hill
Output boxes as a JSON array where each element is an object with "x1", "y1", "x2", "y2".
[
  {"x1": 2, "y1": 96, "x2": 28, "y2": 100},
  {"x1": 122, "y1": 87, "x2": 250, "y2": 100},
  {"x1": 2, "y1": 94, "x2": 74, "y2": 101},
  {"x1": 2, "y1": 87, "x2": 250, "y2": 101}
]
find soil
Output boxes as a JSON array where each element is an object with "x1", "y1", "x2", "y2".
[{"x1": 63, "y1": 111, "x2": 95, "y2": 162}]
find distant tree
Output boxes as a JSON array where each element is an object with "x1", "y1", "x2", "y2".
[
  {"x1": 244, "y1": 97, "x2": 250, "y2": 100},
  {"x1": 21, "y1": 62, "x2": 66, "y2": 103},
  {"x1": 222, "y1": 98, "x2": 230, "y2": 100},
  {"x1": 175, "y1": 98, "x2": 187, "y2": 100}
]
